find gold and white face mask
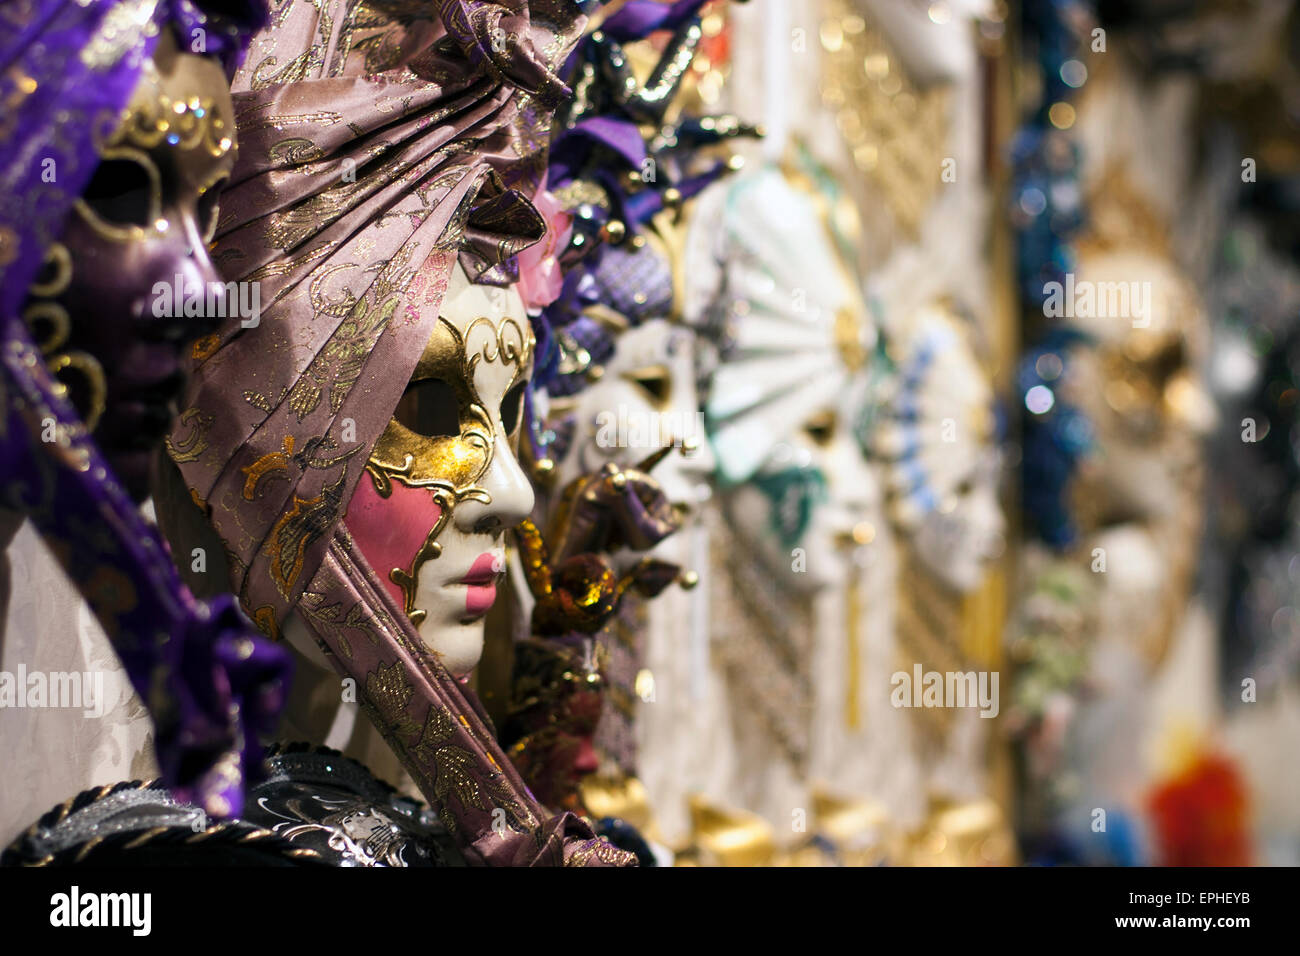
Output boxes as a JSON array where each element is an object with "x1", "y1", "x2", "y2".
[{"x1": 347, "y1": 263, "x2": 535, "y2": 678}]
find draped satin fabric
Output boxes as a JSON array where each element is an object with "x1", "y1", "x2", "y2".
[{"x1": 167, "y1": 0, "x2": 634, "y2": 865}]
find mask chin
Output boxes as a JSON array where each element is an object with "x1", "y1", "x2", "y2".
[
  {"x1": 912, "y1": 477, "x2": 1005, "y2": 594},
  {"x1": 725, "y1": 486, "x2": 837, "y2": 594},
  {"x1": 415, "y1": 613, "x2": 486, "y2": 680}
]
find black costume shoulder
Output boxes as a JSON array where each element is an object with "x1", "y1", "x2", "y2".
[{"x1": 3, "y1": 744, "x2": 464, "y2": 867}]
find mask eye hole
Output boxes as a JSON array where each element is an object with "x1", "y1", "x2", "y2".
[
  {"x1": 500, "y1": 382, "x2": 525, "y2": 436},
  {"x1": 79, "y1": 156, "x2": 157, "y2": 229},
  {"x1": 803, "y1": 410, "x2": 837, "y2": 447},
  {"x1": 393, "y1": 378, "x2": 460, "y2": 437},
  {"x1": 621, "y1": 364, "x2": 671, "y2": 407},
  {"x1": 197, "y1": 177, "x2": 227, "y2": 244}
]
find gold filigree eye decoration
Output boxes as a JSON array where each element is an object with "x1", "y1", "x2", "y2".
[
  {"x1": 28, "y1": 242, "x2": 72, "y2": 299},
  {"x1": 366, "y1": 316, "x2": 506, "y2": 498},
  {"x1": 22, "y1": 242, "x2": 109, "y2": 432},
  {"x1": 72, "y1": 147, "x2": 164, "y2": 243},
  {"x1": 22, "y1": 301, "x2": 71, "y2": 355},
  {"x1": 465, "y1": 314, "x2": 533, "y2": 381},
  {"x1": 23, "y1": 244, "x2": 73, "y2": 352},
  {"x1": 620, "y1": 363, "x2": 672, "y2": 409}
]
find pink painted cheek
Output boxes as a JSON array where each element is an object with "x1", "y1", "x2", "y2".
[{"x1": 345, "y1": 475, "x2": 442, "y2": 616}]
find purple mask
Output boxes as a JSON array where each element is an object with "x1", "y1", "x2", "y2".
[{"x1": 0, "y1": 0, "x2": 289, "y2": 820}]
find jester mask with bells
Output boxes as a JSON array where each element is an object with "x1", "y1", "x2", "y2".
[
  {"x1": 535, "y1": 0, "x2": 752, "y2": 510},
  {"x1": 501, "y1": 0, "x2": 750, "y2": 797},
  {"x1": 0, "y1": 0, "x2": 290, "y2": 820},
  {"x1": 161, "y1": 0, "x2": 632, "y2": 866}
]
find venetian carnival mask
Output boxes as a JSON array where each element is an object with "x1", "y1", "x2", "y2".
[
  {"x1": 725, "y1": 398, "x2": 882, "y2": 594},
  {"x1": 870, "y1": 302, "x2": 1005, "y2": 594},
  {"x1": 1057, "y1": 248, "x2": 1215, "y2": 527},
  {"x1": 21, "y1": 31, "x2": 236, "y2": 501},
  {"x1": 687, "y1": 163, "x2": 882, "y2": 592},
  {"x1": 345, "y1": 264, "x2": 535, "y2": 679},
  {"x1": 549, "y1": 317, "x2": 716, "y2": 530}
]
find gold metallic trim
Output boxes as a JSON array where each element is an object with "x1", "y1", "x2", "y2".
[
  {"x1": 28, "y1": 242, "x2": 72, "y2": 298},
  {"x1": 71, "y1": 145, "x2": 164, "y2": 243},
  {"x1": 47, "y1": 351, "x2": 108, "y2": 432},
  {"x1": 21, "y1": 301, "x2": 71, "y2": 355}
]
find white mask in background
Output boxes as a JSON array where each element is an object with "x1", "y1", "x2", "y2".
[
  {"x1": 550, "y1": 318, "x2": 716, "y2": 542},
  {"x1": 686, "y1": 162, "x2": 882, "y2": 593},
  {"x1": 869, "y1": 301, "x2": 1004, "y2": 594}
]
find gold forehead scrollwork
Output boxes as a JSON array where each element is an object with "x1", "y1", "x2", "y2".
[{"x1": 109, "y1": 88, "x2": 235, "y2": 159}]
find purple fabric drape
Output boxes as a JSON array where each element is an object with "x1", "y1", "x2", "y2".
[{"x1": 0, "y1": 0, "x2": 290, "y2": 820}]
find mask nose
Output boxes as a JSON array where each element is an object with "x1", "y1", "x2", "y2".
[
  {"x1": 145, "y1": 214, "x2": 226, "y2": 344},
  {"x1": 455, "y1": 429, "x2": 536, "y2": 536},
  {"x1": 187, "y1": 213, "x2": 230, "y2": 339}
]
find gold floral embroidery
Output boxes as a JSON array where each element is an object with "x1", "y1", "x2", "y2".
[
  {"x1": 564, "y1": 838, "x2": 634, "y2": 867},
  {"x1": 264, "y1": 181, "x2": 364, "y2": 251},
  {"x1": 248, "y1": 604, "x2": 281, "y2": 641},
  {"x1": 265, "y1": 471, "x2": 349, "y2": 598},
  {"x1": 244, "y1": 240, "x2": 338, "y2": 285},
  {"x1": 165, "y1": 406, "x2": 214, "y2": 464},
  {"x1": 241, "y1": 436, "x2": 295, "y2": 500},
  {"x1": 249, "y1": 46, "x2": 325, "y2": 91},
  {"x1": 295, "y1": 590, "x2": 383, "y2": 660},
  {"x1": 363, "y1": 659, "x2": 420, "y2": 737},
  {"x1": 190, "y1": 334, "x2": 221, "y2": 363},
  {"x1": 233, "y1": 99, "x2": 343, "y2": 134},
  {"x1": 242, "y1": 386, "x2": 287, "y2": 415},
  {"x1": 267, "y1": 136, "x2": 326, "y2": 165},
  {"x1": 288, "y1": 293, "x2": 399, "y2": 421}
]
